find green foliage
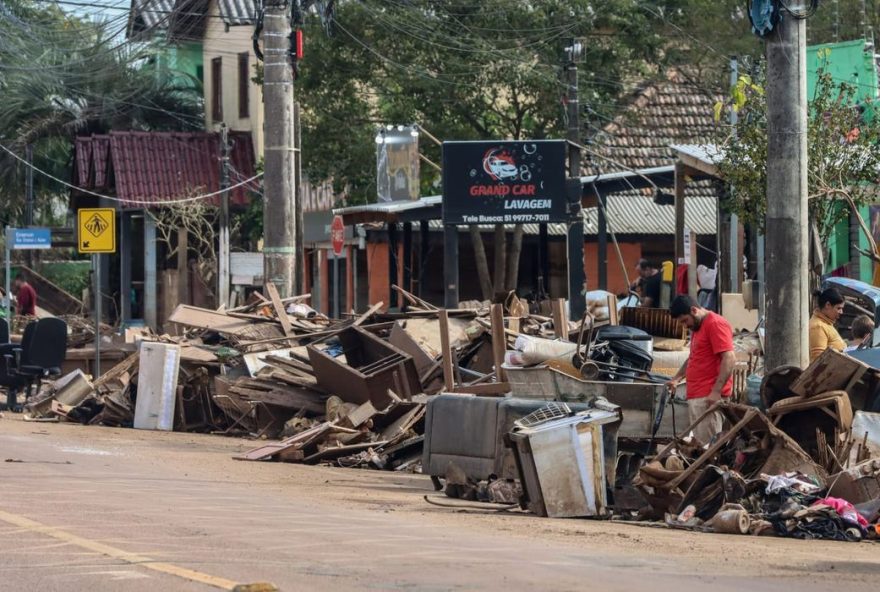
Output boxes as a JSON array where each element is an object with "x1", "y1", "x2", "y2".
[
  {"x1": 296, "y1": 1, "x2": 699, "y2": 203},
  {"x1": 716, "y1": 65, "x2": 880, "y2": 246},
  {"x1": 36, "y1": 261, "x2": 90, "y2": 298},
  {"x1": 0, "y1": 1, "x2": 204, "y2": 223}
]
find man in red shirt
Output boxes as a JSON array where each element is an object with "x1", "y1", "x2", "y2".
[
  {"x1": 665, "y1": 295, "x2": 736, "y2": 445},
  {"x1": 14, "y1": 273, "x2": 37, "y2": 317}
]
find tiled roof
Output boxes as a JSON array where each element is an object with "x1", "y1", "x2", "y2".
[
  {"x1": 585, "y1": 69, "x2": 722, "y2": 174},
  {"x1": 583, "y1": 68, "x2": 723, "y2": 234},
  {"x1": 74, "y1": 131, "x2": 258, "y2": 208}
]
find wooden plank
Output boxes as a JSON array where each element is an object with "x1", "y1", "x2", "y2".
[
  {"x1": 168, "y1": 304, "x2": 270, "y2": 336},
  {"x1": 242, "y1": 348, "x2": 298, "y2": 376},
  {"x1": 345, "y1": 400, "x2": 379, "y2": 428},
  {"x1": 439, "y1": 310, "x2": 455, "y2": 391},
  {"x1": 490, "y1": 304, "x2": 507, "y2": 383},
  {"x1": 606, "y1": 295, "x2": 619, "y2": 326},
  {"x1": 234, "y1": 422, "x2": 334, "y2": 461},
  {"x1": 353, "y1": 302, "x2": 384, "y2": 327},
  {"x1": 265, "y1": 282, "x2": 293, "y2": 336},
  {"x1": 665, "y1": 408, "x2": 757, "y2": 491},
  {"x1": 452, "y1": 382, "x2": 511, "y2": 396},
  {"x1": 550, "y1": 298, "x2": 567, "y2": 339}
]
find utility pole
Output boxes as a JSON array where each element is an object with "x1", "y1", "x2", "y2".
[
  {"x1": 218, "y1": 124, "x2": 231, "y2": 308},
  {"x1": 565, "y1": 41, "x2": 586, "y2": 321},
  {"x1": 262, "y1": 1, "x2": 297, "y2": 298},
  {"x1": 728, "y1": 56, "x2": 740, "y2": 294},
  {"x1": 764, "y1": 2, "x2": 810, "y2": 370}
]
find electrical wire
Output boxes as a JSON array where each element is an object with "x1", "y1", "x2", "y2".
[{"x1": 0, "y1": 141, "x2": 263, "y2": 205}]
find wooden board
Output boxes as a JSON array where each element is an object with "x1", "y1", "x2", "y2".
[
  {"x1": 266, "y1": 282, "x2": 293, "y2": 336},
  {"x1": 242, "y1": 348, "x2": 298, "y2": 376},
  {"x1": 490, "y1": 304, "x2": 507, "y2": 383},
  {"x1": 397, "y1": 317, "x2": 470, "y2": 359},
  {"x1": 790, "y1": 348, "x2": 871, "y2": 398},
  {"x1": 168, "y1": 304, "x2": 277, "y2": 337},
  {"x1": 439, "y1": 310, "x2": 455, "y2": 391}
]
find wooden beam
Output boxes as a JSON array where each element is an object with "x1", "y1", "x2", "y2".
[
  {"x1": 550, "y1": 298, "x2": 567, "y2": 339},
  {"x1": 665, "y1": 407, "x2": 757, "y2": 491},
  {"x1": 452, "y1": 382, "x2": 510, "y2": 396},
  {"x1": 439, "y1": 309, "x2": 455, "y2": 391},
  {"x1": 265, "y1": 282, "x2": 293, "y2": 336},
  {"x1": 490, "y1": 303, "x2": 507, "y2": 382}
]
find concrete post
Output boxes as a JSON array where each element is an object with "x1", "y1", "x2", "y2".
[{"x1": 765, "y1": 4, "x2": 810, "y2": 370}]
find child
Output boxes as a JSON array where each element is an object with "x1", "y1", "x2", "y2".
[{"x1": 846, "y1": 314, "x2": 875, "y2": 352}]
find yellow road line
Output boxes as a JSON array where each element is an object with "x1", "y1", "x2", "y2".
[{"x1": 0, "y1": 509, "x2": 240, "y2": 590}]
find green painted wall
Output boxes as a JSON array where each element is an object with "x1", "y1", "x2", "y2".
[
  {"x1": 150, "y1": 40, "x2": 203, "y2": 89},
  {"x1": 807, "y1": 39, "x2": 878, "y2": 282}
]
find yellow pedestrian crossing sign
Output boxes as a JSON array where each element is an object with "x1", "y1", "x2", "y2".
[{"x1": 78, "y1": 208, "x2": 116, "y2": 253}]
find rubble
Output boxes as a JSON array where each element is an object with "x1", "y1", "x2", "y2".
[{"x1": 8, "y1": 287, "x2": 880, "y2": 541}]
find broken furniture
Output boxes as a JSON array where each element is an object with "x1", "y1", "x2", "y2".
[
  {"x1": 422, "y1": 394, "x2": 614, "y2": 483},
  {"x1": 766, "y1": 391, "x2": 853, "y2": 468},
  {"x1": 308, "y1": 325, "x2": 420, "y2": 408},
  {"x1": 789, "y1": 348, "x2": 880, "y2": 411},
  {"x1": 638, "y1": 403, "x2": 825, "y2": 520},
  {"x1": 504, "y1": 366, "x2": 683, "y2": 440},
  {"x1": 16, "y1": 317, "x2": 67, "y2": 394},
  {"x1": 508, "y1": 401, "x2": 622, "y2": 518},
  {"x1": 0, "y1": 318, "x2": 67, "y2": 411}
]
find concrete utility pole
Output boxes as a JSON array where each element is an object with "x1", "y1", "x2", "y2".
[
  {"x1": 218, "y1": 124, "x2": 231, "y2": 308},
  {"x1": 765, "y1": 2, "x2": 810, "y2": 370},
  {"x1": 565, "y1": 42, "x2": 586, "y2": 320},
  {"x1": 262, "y1": 1, "x2": 298, "y2": 298}
]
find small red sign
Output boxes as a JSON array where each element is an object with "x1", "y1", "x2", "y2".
[{"x1": 330, "y1": 215, "x2": 345, "y2": 257}]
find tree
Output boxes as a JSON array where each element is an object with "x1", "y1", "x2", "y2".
[
  {"x1": 0, "y1": 2, "x2": 203, "y2": 225},
  {"x1": 715, "y1": 61, "x2": 880, "y2": 272},
  {"x1": 297, "y1": 0, "x2": 699, "y2": 296}
]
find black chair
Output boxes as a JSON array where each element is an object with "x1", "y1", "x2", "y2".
[
  {"x1": 0, "y1": 320, "x2": 37, "y2": 411},
  {"x1": 16, "y1": 318, "x2": 67, "y2": 397}
]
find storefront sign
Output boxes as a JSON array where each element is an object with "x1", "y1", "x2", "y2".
[{"x1": 442, "y1": 140, "x2": 567, "y2": 224}]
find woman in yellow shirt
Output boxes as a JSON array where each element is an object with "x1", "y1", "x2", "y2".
[{"x1": 808, "y1": 287, "x2": 846, "y2": 362}]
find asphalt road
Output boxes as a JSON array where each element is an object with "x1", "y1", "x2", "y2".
[{"x1": 0, "y1": 417, "x2": 878, "y2": 591}]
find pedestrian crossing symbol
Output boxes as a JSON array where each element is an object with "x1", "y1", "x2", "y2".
[{"x1": 77, "y1": 208, "x2": 116, "y2": 253}]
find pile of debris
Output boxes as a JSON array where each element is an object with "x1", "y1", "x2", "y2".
[
  {"x1": 627, "y1": 347, "x2": 880, "y2": 541},
  {"x1": 26, "y1": 286, "x2": 573, "y2": 472}
]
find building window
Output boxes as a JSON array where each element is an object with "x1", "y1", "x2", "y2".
[
  {"x1": 238, "y1": 52, "x2": 250, "y2": 119},
  {"x1": 211, "y1": 57, "x2": 223, "y2": 122}
]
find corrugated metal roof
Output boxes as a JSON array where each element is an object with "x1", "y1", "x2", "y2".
[
  {"x1": 671, "y1": 144, "x2": 723, "y2": 167},
  {"x1": 217, "y1": 0, "x2": 258, "y2": 25},
  {"x1": 74, "y1": 131, "x2": 258, "y2": 208},
  {"x1": 129, "y1": 0, "x2": 177, "y2": 34},
  {"x1": 583, "y1": 191, "x2": 717, "y2": 236}
]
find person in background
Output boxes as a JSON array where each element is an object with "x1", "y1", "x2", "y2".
[
  {"x1": 631, "y1": 259, "x2": 661, "y2": 308},
  {"x1": 808, "y1": 288, "x2": 846, "y2": 362},
  {"x1": 665, "y1": 295, "x2": 736, "y2": 446},
  {"x1": 13, "y1": 273, "x2": 36, "y2": 317},
  {"x1": 845, "y1": 314, "x2": 875, "y2": 352}
]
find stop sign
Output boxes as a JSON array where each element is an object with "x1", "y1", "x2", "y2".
[{"x1": 330, "y1": 215, "x2": 345, "y2": 257}]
